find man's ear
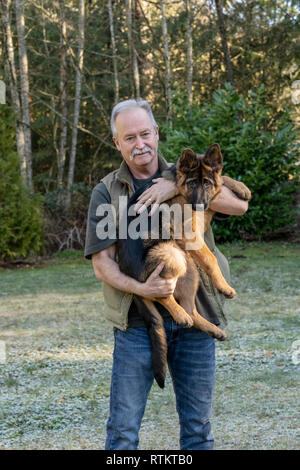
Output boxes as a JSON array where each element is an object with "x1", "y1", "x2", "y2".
[
  {"x1": 203, "y1": 143, "x2": 223, "y2": 172},
  {"x1": 177, "y1": 148, "x2": 199, "y2": 172},
  {"x1": 113, "y1": 136, "x2": 121, "y2": 151}
]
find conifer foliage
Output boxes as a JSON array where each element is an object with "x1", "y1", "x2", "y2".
[{"x1": 0, "y1": 106, "x2": 42, "y2": 261}]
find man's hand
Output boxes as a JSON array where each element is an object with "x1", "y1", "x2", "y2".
[
  {"x1": 92, "y1": 247, "x2": 177, "y2": 299},
  {"x1": 134, "y1": 178, "x2": 179, "y2": 216},
  {"x1": 136, "y1": 262, "x2": 178, "y2": 299}
]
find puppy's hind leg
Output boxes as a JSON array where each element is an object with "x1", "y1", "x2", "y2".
[
  {"x1": 155, "y1": 296, "x2": 193, "y2": 328},
  {"x1": 175, "y1": 262, "x2": 227, "y2": 341},
  {"x1": 190, "y1": 309, "x2": 227, "y2": 341},
  {"x1": 145, "y1": 242, "x2": 193, "y2": 328}
]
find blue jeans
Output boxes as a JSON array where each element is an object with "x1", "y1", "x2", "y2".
[{"x1": 105, "y1": 321, "x2": 215, "y2": 450}]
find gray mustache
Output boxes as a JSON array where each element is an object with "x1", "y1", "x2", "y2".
[{"x1": 130, "y1": 146, "x2": 153, "y2": 160}]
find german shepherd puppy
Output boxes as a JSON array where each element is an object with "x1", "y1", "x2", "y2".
[{"x1": 117, "y1": 143, "x2": 251, "y2": 388}]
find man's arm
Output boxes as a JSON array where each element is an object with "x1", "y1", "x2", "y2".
[
  {"x1": 209, "y1": 185, "x2": 248, "y2": 215},
  {"x1": 135, "y1": 178, "x2": 248, "y2": 216},
  {"x1": 92, "y1": 243, "x2": 177, "y2": 299}
]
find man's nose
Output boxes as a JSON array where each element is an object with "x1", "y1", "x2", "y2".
[{"x1": 135, "y1": 135, "x2": 145, "y2": 149}]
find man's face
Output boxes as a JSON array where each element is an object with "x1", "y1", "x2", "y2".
[{"x1": 113, "y1": 108, "x2": 159, "y2": 171}]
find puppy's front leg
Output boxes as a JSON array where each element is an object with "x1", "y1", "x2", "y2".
[
  {"x1": 222, "y1": 175, "x2": 252, "y2": 201},
  {"x1": 188, "y1": 242, "x2": 236, "y2": 299}
]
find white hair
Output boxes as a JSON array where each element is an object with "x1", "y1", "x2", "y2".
[{"x1": 110, "y1": 98, "x2": 157, "y2": 137}]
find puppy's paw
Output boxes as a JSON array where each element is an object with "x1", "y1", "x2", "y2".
[
  {"x1": 181, "y1": 314, "x2": 194, "y2": 328},
  {"x1": 222, "y1": 287, "x2": 236, "y2": 299},
  {"x1": 233, "y1": 184, "x2": 252, "y2": 201},
  {"x1": 214, "y1": 328, "x2": 227, "y2": 341}
]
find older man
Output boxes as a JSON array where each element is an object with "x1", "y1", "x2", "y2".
[{"x1": 84, "y1": 99, "x2": 248, "y2": 450}]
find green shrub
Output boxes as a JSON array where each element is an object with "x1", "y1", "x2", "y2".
[
  {"x1": 159, "y1": 84, "x2": 300, "y2": 241},
  {"x1": 0, "y1": 106, "x2": 43, "y2": 261}
]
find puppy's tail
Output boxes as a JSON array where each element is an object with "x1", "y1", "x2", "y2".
[
  {"x1": 133, "y1": 296, "x2": 167, "y2": 389},
  {"x1": 148, "y1": 322, "x2": 167, "y2": 389}
]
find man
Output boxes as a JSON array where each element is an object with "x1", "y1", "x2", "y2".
[{"x1": 84, "y1": 98, "x2": 248, "y2": 450}]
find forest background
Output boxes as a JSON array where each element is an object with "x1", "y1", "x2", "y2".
[{"x1": 0, "y1": 0, "x2": 299, "y2": 261}]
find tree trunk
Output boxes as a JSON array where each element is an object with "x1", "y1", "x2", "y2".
[
  {"x1": 40, "y1": 0, "x2": 59, "y2": 180},
  {"x1": 0, "y1": 0, "x2": 27, "y2": 185},
  {"x1": 108, "y1": 0, "x2": 119, "y2": 104},
  {"x1": 214, "y1": 0, "x2": 234, "y2": 86},
  {"x1": 15, "y1": 0, "x2": 33, "y2": 190},
  {"x1": 160, "y1": 0, "x2": 172, "y2": 126},
  {"x1": 66, "y1": 0, "x2": 85, "y2": 207},
  {"x1": 126, "y1": 0, "x2": 140, "y2": 99},
  {"x1": 186, "y1": 0, "x2": 193, "y2": 105},
  {"x1": 58, "y1": 0, "x2": 68, "y2": 190},
  {"x1": 132, "y1": 0, "x2": 140, "y2": 99},
  {"x1": 126, "y1": 0, "x2": 134, "y2": 96}
]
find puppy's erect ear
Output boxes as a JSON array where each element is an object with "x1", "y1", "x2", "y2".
[
  {"x1": 203, "y1": 143, "x2": 223, "y2": 172},
  {"x1": 177, "y1": 148, "x2": 199, "y2": 172}
]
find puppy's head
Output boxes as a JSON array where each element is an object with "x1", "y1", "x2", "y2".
[{"x1": 176, "y1": 144, "x2": 223, "y2": 209}]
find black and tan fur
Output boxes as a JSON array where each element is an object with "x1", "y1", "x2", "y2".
[{"x1": 118, "y1": 143, "x2": 251, "y2": 388}]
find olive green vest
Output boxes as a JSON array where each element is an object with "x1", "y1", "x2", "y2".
[{"x1": 101, "y1": 155, "x2": 229, "y2": 330}]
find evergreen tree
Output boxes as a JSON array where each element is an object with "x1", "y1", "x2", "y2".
[{"x1": 0, "y1": 106, "x2": 42, "y2": 261}]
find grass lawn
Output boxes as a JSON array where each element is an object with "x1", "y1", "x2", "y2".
[{"x1": 0, "y1": 242, "x2": 299, "y2": 450}]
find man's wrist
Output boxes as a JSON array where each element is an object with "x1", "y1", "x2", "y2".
[
  {"x1": 167, "y1": 179, "x2": 179, "y2": 197},
  {"x1": 124, "y1": 277, "x2": 145, "y2": 297}
]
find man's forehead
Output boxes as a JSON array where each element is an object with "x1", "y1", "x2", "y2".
[{"x1": 115, "y1": 108, "x2": 153, "y2": 131}]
